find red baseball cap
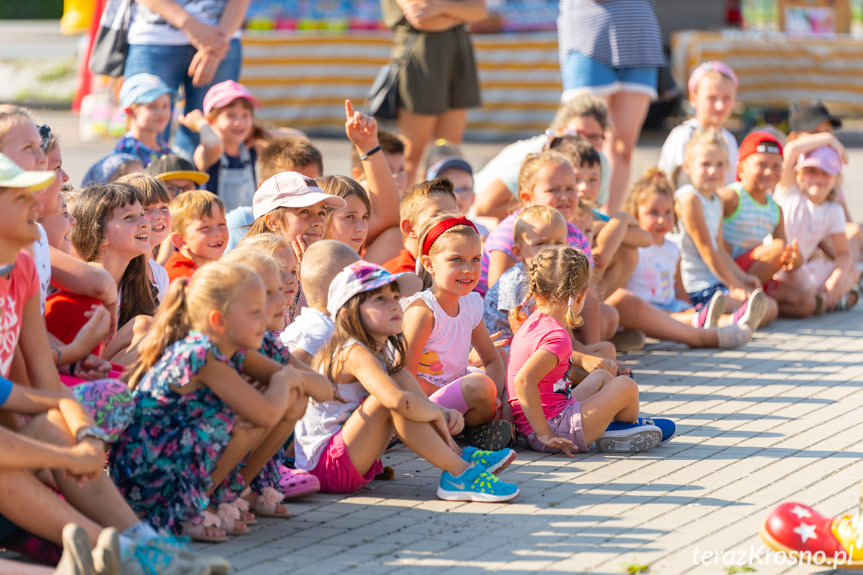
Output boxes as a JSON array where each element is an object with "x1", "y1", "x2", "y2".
[{"x1": 738, "y1": 131, "x2": 784, "y2": 164}]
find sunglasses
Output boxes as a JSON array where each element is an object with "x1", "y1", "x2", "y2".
[{"x1": 38, "y1": 124, "x2": 54, "y2": 152}]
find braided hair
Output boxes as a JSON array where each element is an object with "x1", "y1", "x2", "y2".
[{"x1": 510, "y1": 245, "x2": 590, "y2": 327}]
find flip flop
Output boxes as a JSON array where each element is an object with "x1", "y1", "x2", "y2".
[
  {"x1": 278, "y1": 466, "x2": 321, "y2": 499},
  {"x1": 761, "y1": 502, "x2": 863, "y2": 569}
]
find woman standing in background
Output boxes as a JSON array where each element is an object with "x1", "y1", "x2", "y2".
[{"x1": 558, "y1": 0, "x2": 664, "y2": 213}]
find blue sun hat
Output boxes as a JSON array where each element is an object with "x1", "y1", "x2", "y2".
[{"x1": 119, "y1": 73, "x2": 174, "y2": 110}]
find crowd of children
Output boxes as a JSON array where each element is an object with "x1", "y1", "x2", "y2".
[{"x1": 0, "y1": 57, "x2": 860, "y2": 573}]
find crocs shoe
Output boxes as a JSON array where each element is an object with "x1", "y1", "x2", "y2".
[
  {"x1": 461, "y1": 445, "x2": 516, "y2": 474},
  {"x1": 609, "y1": 328, "x2": 647, "y2": 352},
  {"x1": 731, "y1": 288, "x2": 768, "y2": 331},
  {"x1": 278, "y1": 466, "x2": 321, "y2": 499},
  {"x1": 437, "y1": 464, "x2": 519, "y2": 503},
  {"x1": 596, "y1": 421, "x2": 662, "y2": 453},
  {"x1": 693, "y1": 292, "x2": 726, "y2": 329},
  {"x1": 462, "y1": 419, "x2": 514, "y2": 451},
  {"x1": 760, "y1": 502, "x2": 863, "y2": 568}
]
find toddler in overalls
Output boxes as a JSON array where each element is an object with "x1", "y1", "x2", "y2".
[{"x1": 179, "y1": 80, "x2": 259, "y2": 212}]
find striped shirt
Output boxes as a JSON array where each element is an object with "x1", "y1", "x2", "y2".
[
  {"x1": 722, "y1": 182, "x2": 781, "y2": 259},
  {"x1": 557, "y1": 0, "x2": 665, "y2": 68}
]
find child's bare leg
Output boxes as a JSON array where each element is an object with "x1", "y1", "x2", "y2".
[
  {"x1": 571, "y1": 369, "x2": 608, "y2": 401},
  {"x1": 0, "y1": 468, "x2": 103, "y2": 545},
  {"x1": 579, "y1": 375, "x2": 641, "y2": 446},
  {"x1": 241, "y1": 420, "x2": 296, "y2": 485},
  {"x1": 846, "y1": 222, "x2": 861, "y2": 265},
  {"x1": 458, "y1": 373, "x2": 497, "y2": 426},
  {"x1": 606, "y1": 289, "x2": 718, "y2": 347},
  {"x1": 598, "y1": 244, "x2": 638, "y2": 298},
  {"x1": 21, "y1": 411, "x2": 140, "y2": 532},
  {"x1": 390, "y1": 412, "x2": 469, "y2": 476},
  {"x1": 209, "y1": 424, "x2": 267, "y2": 491},
  {"x1": 599, "y1": 301, "x2": 619, "y2": 341},
  {"x1": 775, "y1": 278, "x2": 817, "y2": 318},
  {"x1": 340, "y1": 396, "x2": 398, "y2": 476},
  {"x1": 584, "y1": 341, "x2": 616, "y2": 361},
  {"x1": 746, "y1": 239, "x2": 785, "y2": 284}
]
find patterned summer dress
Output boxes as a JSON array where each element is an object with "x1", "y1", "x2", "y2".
[
  {"x1": 248, "y1": 331, "x2": 290, "y2": 493},
  {"x1": 108, "y1": 331, "x2": 245, "y2": 533}
]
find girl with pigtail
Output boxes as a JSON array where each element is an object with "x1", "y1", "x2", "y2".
[
  {"x1": 110, "y1": 261, "x2": 324, "y2": 542},
  {"x1": 507, "y1": 246, "x2": 677, "y2": 455}
]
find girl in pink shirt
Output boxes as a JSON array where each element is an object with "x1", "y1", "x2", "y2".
[{"x1": 507, "y1": 245, "x2": 676, "y2": 454}]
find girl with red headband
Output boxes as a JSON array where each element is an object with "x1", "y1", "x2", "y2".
[{"x1": 402, "y1": 214, "x2": 513, "y2": 451}]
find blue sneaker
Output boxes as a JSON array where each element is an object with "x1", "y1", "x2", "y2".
[
  {"x1": 604, "y1": 417, "x2": 676, "y2": 444},
  {"x1": 596, "y1": 421, "x2": 662, "y2": 453},
  {"x1": 461, "y1": 445, "x2": 516, "y2": 474},
  {"x1": 437, "y1": 464, "x2": 519, "y2": 502}
]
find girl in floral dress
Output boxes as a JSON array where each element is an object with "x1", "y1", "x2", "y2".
[{"x1": 109, "y1": 261, "x2": 323, "y2": 542}]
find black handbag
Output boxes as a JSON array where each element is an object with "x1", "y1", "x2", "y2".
[
  {"x1": 88, "y1": 0, "x2": 132, "y2": 77},
  {"x1": 366, "y1": 32, "x2": 418, "y2": 120}
]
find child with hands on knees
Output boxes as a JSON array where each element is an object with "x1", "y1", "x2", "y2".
[
  {"x1": 296, "y1": 261, "x2": 519, "y2": 502},
  {"x1": 659, "y1": 61, "x2": 740, "y2": 187},
  {"x1": 114, "y1": 74, "x2": 174, "y2": 167},
  {"x1": 403, "y1": 215, "x2": 513, "y2": 451},
  {"x1": 719, "y1": 132, "x2": 813, "y2": 317},
  {"x1": 164, "y1": 189, "x2": 228, "y2": 283},
  {"x1": 775, "y1": 136, "x2": 860, "y2": 311},
  {"x1": 180, "y1": 80, "x2": 259, "y2": 212},
  {"x1": 111, "y1": 261, "x2": 325, "y2": 541},
  {"x1": 606, "y1": 169, "x2": 755, "y2": 348},
  {"x1": 674, "y1": 128, "x2": 775, "y2": 330},
  {"x1": 508, "y1": 246, "x2": 676, "y2": 455}
]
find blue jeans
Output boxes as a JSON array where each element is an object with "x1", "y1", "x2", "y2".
[{"x1": 124, "y1": 39, "x2": 242, "y2": 159}]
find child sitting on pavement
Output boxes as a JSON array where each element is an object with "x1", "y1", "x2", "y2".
[
  {"x1": 164, "y1": 190, "x2": 228, "y2": 283},
  {"x1": 673, "y1": 128, "x2": 775, "y2": 329},
  {"x1": 483, "y1": 205, "x2": 621, "y2": 374},
  {"x1": 719, "y1": 131, "x2": 813, "y2": 317},
  {"x1": 297, "y1": 260, "x2": 520, "y2": 502},
  {"x1": 508, "y1": 245, "x2": 676, "y2": 455},
  {"x1": 403, "y1": 214, "x2": 513, "y2": 451},
  {"x1": 606, "y1": 169, "x2": 755, "y2": 348},
  {"x1": 775, "y1": 137, "x2": 860, "y2": 312}
]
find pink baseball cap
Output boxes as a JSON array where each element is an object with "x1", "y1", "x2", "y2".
[
  {"x1": 688, "y1": 61, "x2": 738, "y2": 95},
  {"x1": 795, "y1": 146, "x2": 842, "y2": 176},
  {"x1": 203, "y1": 80, "x2": 260, "y2": 115},
  {"x1": 252, "y1": 172, "x2": 346, "y2": 220}
]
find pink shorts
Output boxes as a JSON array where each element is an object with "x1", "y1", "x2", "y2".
[
  {"x1": 310, "y1": 429, "x2": 383, "y2": 493},
  {"x1": 428, "y1": 376, "x2": 470, "y2": 413},
  {"x1": 523, "y1": 399, "x2": 589, "y2": 453}
]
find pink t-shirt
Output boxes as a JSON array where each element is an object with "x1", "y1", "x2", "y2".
[
  {"x1": 506, "y1": 310, "x2": 573, "y2": 436},
  {"x1": 0, "y1": 251, "x2": 39, "y2": 377}
]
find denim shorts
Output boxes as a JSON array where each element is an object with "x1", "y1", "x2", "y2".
[
  {"x1": 688, "y1": 283, "x2": 729, "y2": 310},
  {"x1": 561, "y1": 51, "x2": 658, "y2": 100},
  {"x1": 653, "y1": 299, "x2": 693, "y2": 314}
]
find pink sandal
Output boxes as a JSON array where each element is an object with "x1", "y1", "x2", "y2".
[
  {"x1": 252, "y1": 486, "x2": 291, "y2": 518},
  {"x1": 182, "y1": 511, "x2": 228, "y2": 543},
  {"x1": 278, "y1": 466, "x2": 320, "y2": 499},
  {"x1": 216, "y1": 502, "x2": 251, "y2": 535}
]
